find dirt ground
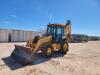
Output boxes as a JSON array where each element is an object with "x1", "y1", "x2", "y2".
[{"x1": 0, "y1": 41, "x2": 100, "y2": 75}]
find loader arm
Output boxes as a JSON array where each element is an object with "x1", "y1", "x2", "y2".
[
  {"x1": 31, "y1": 35, "x2": 52, "y2": 55},
  {"x1": 11, "y1": 35, "x2": 52, "y2": 65}
]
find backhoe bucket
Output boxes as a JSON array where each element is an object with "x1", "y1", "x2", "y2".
[{"x1": 11, "y1": 45, "x2": 36, "y2": 65}]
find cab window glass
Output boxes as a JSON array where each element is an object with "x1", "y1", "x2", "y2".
[{"x1": 57, "y1": 27, "x2": 62, "y2": 34}]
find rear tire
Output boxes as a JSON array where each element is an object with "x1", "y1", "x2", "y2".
[
  {"x1": 42, "y1": 45, "x2": 53, "y2": 57},
  {"x1": 60, "y1": 43, "x2": 69, "y2": 54}
]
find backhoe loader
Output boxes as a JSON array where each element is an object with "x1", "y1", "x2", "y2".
[{"x1": 11, "y1": 19, "x2": 72, "y2": 65}]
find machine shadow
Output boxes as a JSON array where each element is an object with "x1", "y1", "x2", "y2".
[
  {"x1": 2, "y1": 52, "x2": 65, "y2": 70},
  {"x1": 33, "y1": 52, "x2": 65, "y2": 65},
  {"x1": 2, "y1": 56, "x2": 23, "y2": 70}
]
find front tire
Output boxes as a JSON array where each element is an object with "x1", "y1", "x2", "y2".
[{"x1": 42, "y1": 45, "x2": 53, "y2": 57}]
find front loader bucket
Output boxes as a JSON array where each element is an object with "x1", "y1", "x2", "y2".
[{"x1": 11, "y1": 45, "x2": 36, "y2": 65}]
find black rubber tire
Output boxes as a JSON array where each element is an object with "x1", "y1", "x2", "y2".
[
  {"x1": 60, "y1": 42, "x2": 69, "y2": 54},
  {"x1": 41, "y1": 45, "x2": 53, "y2": 57}
]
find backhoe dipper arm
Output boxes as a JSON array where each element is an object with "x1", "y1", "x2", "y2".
[{"x1": 65, "y1": 19, "x2": 72, "y2": 39}]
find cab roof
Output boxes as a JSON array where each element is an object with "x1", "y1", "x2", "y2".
[{"x1": 48, "y1": 24, "x2": 65, "y2": 27}]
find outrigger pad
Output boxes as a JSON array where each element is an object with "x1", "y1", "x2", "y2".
[{"x1": 11, "y1": 45, "x2": 36, "y2": 65}]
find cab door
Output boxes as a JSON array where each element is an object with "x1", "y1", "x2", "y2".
[{"x1": 54, "y1": 27, "x2": 64, "y2": 43}]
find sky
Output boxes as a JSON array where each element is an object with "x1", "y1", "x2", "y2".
[{"x1": 0, "y1": 0, "x2": 100, "y2": 36}]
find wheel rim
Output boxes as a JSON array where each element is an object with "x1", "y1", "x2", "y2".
[
  {"x1": 47, "y1": 48, "x2": 52, "y2": 55},
  {"x1": 63, "y1": 44, "x2": 68, "y2": 52}
]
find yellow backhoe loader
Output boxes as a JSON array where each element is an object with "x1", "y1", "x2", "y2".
[{"x1": 11, "y1": 19, "x2": 72, "y2": 65}]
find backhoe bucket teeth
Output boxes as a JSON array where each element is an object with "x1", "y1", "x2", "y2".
[{"x1": 11, "y1": 45, "x2": 36, "y2": 65}]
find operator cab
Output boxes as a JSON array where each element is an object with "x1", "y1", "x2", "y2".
[{"x1": 47, "y1": 24, "x2": 65, "y2": 43}]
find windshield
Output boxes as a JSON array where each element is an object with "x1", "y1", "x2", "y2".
[{"x1": 47, "y1": 26, "x2": 64, "y2": 43}]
